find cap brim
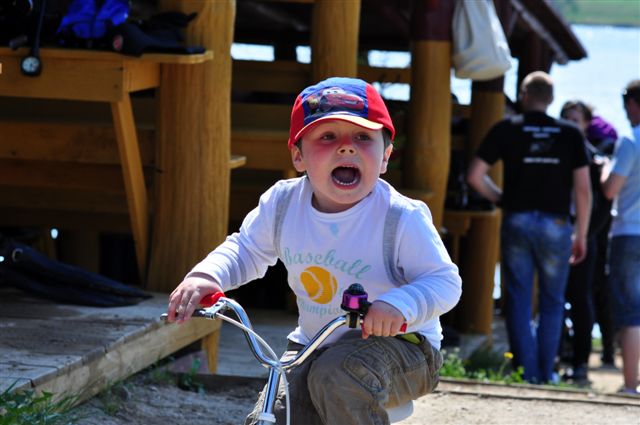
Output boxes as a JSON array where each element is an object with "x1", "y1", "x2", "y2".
[{"x1": 293, "y1": 115, "x2": 384, "y2": 144}]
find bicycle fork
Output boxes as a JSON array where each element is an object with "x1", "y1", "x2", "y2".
[{"x1": 256, "y1": 369, "x2": 281, "y2": 424}]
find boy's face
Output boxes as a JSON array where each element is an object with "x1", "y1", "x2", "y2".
[{"x1": 291, "y1": 120, "x2": 392, "y2": 213}]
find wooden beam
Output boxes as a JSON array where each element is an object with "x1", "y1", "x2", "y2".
[
  {"x1": 233, "y1": 60, "x2": 310, "y2": 93},
  {"x1": 453, "y1": 78, "x2": 506, "y2": 335},
  {"x1": 35, "y1": 318, "x2": 220, "y2": 404},
  {"x1": 111, "y1": 97, "x2": 150, "y2": 279},
  {"x1": 311, "y1": 0, "x2": 361, "y2": 81},
  {"x1": 0, "y1": 187, "x2": 130, "y2": 214},
  {"x1": 149, "y1": 0, "x2": 235, "y2": 292},
  {"x1": 0, "y1": 121, "x2": 154, "y2": 165},
  {"x1": 404, "y1": 0, "x2": 454, "y2": 231},
  {"x1": 405, "y1": 41, "x2": 451, "y2": 230},
  {"x1": 231, "y1": 103, "x2": 290, "y2": 130},
  {"x1": 0, "y1": 208, "x2": 131, "y2": 232},
  {"x1": 0, "y1": 97, "x2": 155, "y2": 127},
  {"x1": 232, "y1": 130, "x2": 294, "y2": 172},
  {"x1": 0, "y1": 159, "x2": 154, "y2": 192}
]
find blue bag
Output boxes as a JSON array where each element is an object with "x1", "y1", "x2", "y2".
[{"x1": 57, "y1": 0, "x2": 128, "y2": 40}]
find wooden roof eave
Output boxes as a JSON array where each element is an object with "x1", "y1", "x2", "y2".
[{"x1": 510, "y1": 0, "x2": 587, "y2": 64}]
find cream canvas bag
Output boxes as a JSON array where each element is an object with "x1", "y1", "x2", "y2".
[{"x1": 452, "y1": 0, "x2": 512, "y2": 81}]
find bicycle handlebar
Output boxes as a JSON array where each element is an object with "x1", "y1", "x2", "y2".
[{"x1": 161, "y1": 284, "x2": 407, "y2": 371}]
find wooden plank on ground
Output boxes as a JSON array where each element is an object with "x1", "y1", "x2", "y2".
[
  {"x1": 0, "y1": 289, "x2": 221, "y2": 405},
  {"x1": 0, "y1": 378, "x2": 31, "y2": 393},
  {"x1": 35, "y1": 318, "x2": 219, "y2": 404}
]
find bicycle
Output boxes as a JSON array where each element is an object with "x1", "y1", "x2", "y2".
[{"x1": 162, "y1": 283, "x2": 414, "y2": 425}]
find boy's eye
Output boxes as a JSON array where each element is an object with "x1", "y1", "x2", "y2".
[
  {"x1": 320, "y1": 132, "x2": 336, "y2": 141},
  {"x1": 355, "y1": 133, "x2": 373, "y2": 141}
]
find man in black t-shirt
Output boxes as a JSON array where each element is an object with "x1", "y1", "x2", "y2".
[{"x1": 467, "y1": 71, "x2": 592, "y2": 384}]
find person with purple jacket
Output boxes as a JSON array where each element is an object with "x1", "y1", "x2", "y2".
[
  {"x1": 588, "y1": 115, "x2": 619, "y2": 156},
  {"x1": 559, "y1": 101, "x2": 617, "y2": 382}
]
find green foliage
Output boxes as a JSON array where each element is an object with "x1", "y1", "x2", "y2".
[
  {"x1": 177, "y1": 357, "x2": 204, "y2": 394},
  {"x1": 550, "y1": 0, "x2": 640, "y2": 26},
  {"x1": 440, "y1": 348, "x2": 524, "y2": 384},
  {"x1": 439, "y1": 348, "x2": 468, "y2": 378},
  {"x1": 144, "y1": 361, "x2": 176, "y2": 387},
  {"x1": 0, "y1": 382, "x2": 78, "y2": 425},
  {"x1": 591, "y1": 337, "x2": 603, "y2": 352},
  {"x1": 96, "y1": 380, "x2": 133, "y2": 416},
  {"x1": 142, "y1": 356, "x2": 205, "y2": 392}
]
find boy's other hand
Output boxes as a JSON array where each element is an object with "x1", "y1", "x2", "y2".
[
  {"x1": 167, "y1": 276, "x2": 223, "y2": 324},
  {"x1": 362, "y1": 300, "x2": 406, "y2": 339}
]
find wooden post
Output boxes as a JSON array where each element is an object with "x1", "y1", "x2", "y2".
[
  {"x1": 404, "y1": 1, "x2": 454, "y2": 230},
  {"x1": 311, "y1": 0, "x2": 361, "y2": 81},
  {"x1": 148, "y1": 0, "x2": 235, "y2": 292},
  {"x1": 456, "y1": 78, "x2": 505, "y2": 335}
]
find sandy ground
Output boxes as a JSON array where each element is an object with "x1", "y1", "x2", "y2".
[
  {"x1": 68, "y1": 368, "x2": 640, "y2": 425},
  {"x1": 67, "y1": 308, "x2": 640, "y2": 425}
]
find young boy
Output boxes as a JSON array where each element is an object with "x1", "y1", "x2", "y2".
[{"x1": 167, "y1": 77, "x2": 462, "y2": 424}]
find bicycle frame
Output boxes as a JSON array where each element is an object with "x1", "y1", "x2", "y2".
[
  {"x1": 161, "y1": 283, "x2": 409, "y2": 425},
  {"x1": 179, "y1": 297, "x2": 358, "y2": 424}
]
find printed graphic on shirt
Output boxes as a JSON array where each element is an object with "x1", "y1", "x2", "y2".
[
  {"x1": 283, "y1": 248, "x2": 372, "y2": 279},
  {"x1": 300, "y1": 266, "x2": 337, "y2": 304},
  {"x1": 283, "y1": 247, "x2": 373, "y2": 309},
  {"x1": 523, "y1": 125, "x2": 561, "y2": 164}
]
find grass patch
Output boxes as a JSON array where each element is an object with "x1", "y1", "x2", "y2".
[
  {"x1": 0, "y1": 382, "x2": 79, "y2": 425},
  {"x1": 95, "y1": 380, "x2": 134, "y2": 417},
  {"x1": 176, "y1": 357, "x2": 205, "y2": 394},
  {"x1": 441, "y1": 347, "x2": 589, "y2": 389},
  {"x1": 441, "y1": 347, "x2": 525, "y2": 384}
]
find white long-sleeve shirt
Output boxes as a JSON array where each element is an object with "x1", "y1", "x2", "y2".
[{"x1": 188, "y1": 177, "x2": 462, "y2": 349}]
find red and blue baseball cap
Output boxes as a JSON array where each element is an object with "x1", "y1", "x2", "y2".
[{"x1": 288, "y1": 77, "x2": 396, "y2": 148}]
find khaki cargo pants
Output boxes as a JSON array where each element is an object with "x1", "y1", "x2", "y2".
[{"x1": 245, "y1": 330, "x2": 443, "y2": 425}]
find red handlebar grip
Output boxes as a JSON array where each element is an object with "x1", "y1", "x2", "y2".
[
  {"x1": 200, "y1": 292, "x2": 225, "y2": 307},
  {"x1": 400, "y1": 323, "x2": 407, "y2": 333}
]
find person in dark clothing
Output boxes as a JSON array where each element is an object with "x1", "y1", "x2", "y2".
[
  {"x1": 559, "y1": 101, "x2": 615, "y2": 382},
  {"x1": 586, "y1": 116, "x2": 618, "y2": 369},
  {"x1": 467, "y1": 71, "x2": 592, "y2": 384}
]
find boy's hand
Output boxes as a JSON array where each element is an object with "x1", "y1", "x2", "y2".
[
  {"x1": 167, "y1": 276, "x2": 223, "y2": 324},
  {"x1": 361, "y1": 300, "x2": 406, "y2": 339}
]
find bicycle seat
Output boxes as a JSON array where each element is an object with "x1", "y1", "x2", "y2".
[{"x1": 386, "y1": 400, "x2": 414, "y2": 423}]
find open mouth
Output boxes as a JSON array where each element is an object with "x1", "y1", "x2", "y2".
[{"x1": 331, "y1": 166, "x2": 360, "y2": 186}]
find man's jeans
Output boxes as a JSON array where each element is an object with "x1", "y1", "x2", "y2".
[
  {"x1": 501, "y1": 211, "x2": 573, "y2": 383},
  {"x1": 609, "y1": 235, "x2": 640, "y2": 328},
  {"x1": 245, "y1": 330, "x2": 442, "y2": 425}
]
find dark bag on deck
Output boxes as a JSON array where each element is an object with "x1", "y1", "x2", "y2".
[{"x1": 0, "y1": 238, "x2": 151, "y2": 306}]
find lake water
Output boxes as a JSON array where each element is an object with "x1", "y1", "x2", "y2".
[{"x1": 233, "y1": 24, "x2": 640, "y2": 137}]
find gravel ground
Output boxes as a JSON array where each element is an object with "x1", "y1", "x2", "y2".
[{"x1": 68, "y1": 368, "x2": 640, "y2": 425}]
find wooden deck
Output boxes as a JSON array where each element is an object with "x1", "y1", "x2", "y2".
[{"x1": 0, "y1": 287, "x2": 220, "y2": 401}]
